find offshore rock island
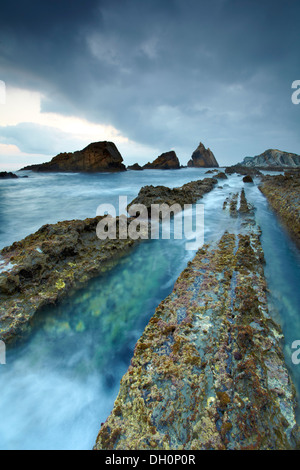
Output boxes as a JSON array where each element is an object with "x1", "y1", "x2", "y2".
[
  {"x1": 21, "y1": 141, "x2": 127, "y2": 173},
  {"x1": 1, "y1": 139, "x2": 300, "y2": 450},
  {"x1": 188, "y1": 142, "x2": 219, "y2": 168},
  {"x1": 19, "y1": 141, "x2": 219, "y2": 173}
]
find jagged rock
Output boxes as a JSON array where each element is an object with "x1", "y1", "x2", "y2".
[
  {"x1": 20, "y1": 141, "x2": 126, "y2": 173},
  {"x1": 0, "y1": 172, "x2": 18, "y2": 179},
  {"x1": 127, "y1": 163, "x2": 143, "y2": 171},
  {"x1": 259, "y1": 173, "x2": 300, "y2": 247},
  {"x1": 127, "y1": 177, "x2": 218, "y2": 217},
  {"x1": 143, "y1": 151, "x2": 180, "y2": 170},
  {"x1": 0, "y1": 216, "x2": 141, "y2": 344},
  {"x1": 187, "y1": 143, "x2": 219, "y2": 168},
  {"x1": 242, "y1": 149, "x2": 300, "y2": 168},
  {"x1": 0, "y1": 177, "x2": 218, "y2": 345}
]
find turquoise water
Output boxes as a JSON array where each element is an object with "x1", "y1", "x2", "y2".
[{"x1": 0, "y1": 170, "x2": 299, "y2": 449}]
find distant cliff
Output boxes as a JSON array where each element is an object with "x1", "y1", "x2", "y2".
[
  {"x1": 21, "y1": 141, "x2": 126, "y2": 173},
  {"x1": 143, "y1": 151, "x2": 180, "y2": 170},
  {"x1": 242, "y1": 149, "x2": 300, "y2": 168},
  {"x1": 188, "y1": 143, "x2": 219, "y2": 168}
]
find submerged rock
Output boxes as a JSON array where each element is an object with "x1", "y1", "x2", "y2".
[
  {"x1": 187, "y1": 143, "x2": 219, "y2": 168},
  {"x1": 143, "y1": 151, "x2": 180, "y2": 170},
  {"x1": 20, "y1": 141, "x2": 126, "y2": 173},
  {"x1": 94, "y1": 191, "x2": 299, "y2": 450},
  {"x1": 259, "y1": 173, "x2": 300, "y2": 247}
]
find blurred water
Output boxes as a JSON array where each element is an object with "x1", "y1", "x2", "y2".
[
  {"x1": 0, "y1": 168, "x2": 216, "y2": 250},
  {"x1": 0, "y1": 170, "x2": 299, "y2": 449}
]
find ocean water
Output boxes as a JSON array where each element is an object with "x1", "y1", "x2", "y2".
[{"x1": 0, "y1": 169, "x2": 299, "y2": 449}]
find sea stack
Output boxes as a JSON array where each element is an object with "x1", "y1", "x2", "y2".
[
  {"x1": 143, "y1": 151, "x2": 180, "y2": 170},
  {"x1": 20, "y1": 141, "x2": 126, "y2": 173},
  {"x1": 188, "y1": 142, "x2": 219, "y2": 168}
]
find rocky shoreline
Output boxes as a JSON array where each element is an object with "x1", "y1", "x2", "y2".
[
  {"x1": 1, "y1": 169, "x2": 299, "y2": 450},
  {"x1": 0, "y1": 177, "x2": 218, "y2": 345},
  {"x1": 259, "y1": 172, "x2": 300, "y2": 248},
  {"x1": 94, "y1": 190, "x2": 299, "y2": 450}
]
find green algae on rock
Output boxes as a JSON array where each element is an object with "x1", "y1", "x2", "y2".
[
  {"x1": 94, "y1": 191, "x2": 299, "y2": 450},
  {"x1": 259, "y1": 172, "x2": 300, "y2": 248},
  {"x1": 0, "y1": 177, "x2": 218, "y2": 345}
]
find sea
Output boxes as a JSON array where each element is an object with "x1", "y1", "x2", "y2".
[{"x1": 0, "y1": 168, "x2": 299, "y2": 449}]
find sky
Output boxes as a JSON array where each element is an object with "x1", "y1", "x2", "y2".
[{"x1": 0, "y1": 0, "x2": 299, "y2": 170}]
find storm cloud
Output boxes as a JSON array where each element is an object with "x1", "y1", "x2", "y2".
[{"x1": 0, "y1": 0, "x2": 299, "y2": 167}]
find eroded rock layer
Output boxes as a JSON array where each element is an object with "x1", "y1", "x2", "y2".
[
  {"x1": 259, "y1": 173, "x2": 300, "y2": 247},
  {"x1": 0, "y1": 177, "x2": 218, "y2": 344},
  {"x1": 21, "y1": 141, "x2": 126, "y2": 173},
  {"x1": 95, "y1": 191, "x2": 299, "y2": 450},
  {"x1": 0, "y1": 216, "x2": 140, "y2": 343}
]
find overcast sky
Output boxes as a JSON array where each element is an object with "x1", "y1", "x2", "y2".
[{"x1": 0, "y1": 0, "x2": 299, "y2": 170}]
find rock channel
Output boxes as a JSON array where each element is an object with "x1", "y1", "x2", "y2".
[
  {"x1": 0, "y1": 177, "x2": 218, "y2": 344},
  {"x1": 94, "y1": 189, "x2": 299, "y2": 450}
]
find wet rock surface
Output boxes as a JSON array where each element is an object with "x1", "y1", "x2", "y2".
[
  {"x1": 0, "y1": 177, "x2": 218, "y2": 345},
  {"x1": 188, "y1": 143, "x2": 219, "y2": 168},
  {"x1": 225, "y1": 165, "x2": 262, "y2": 176},
  {"x1": 20, "y1": 141, "x2": 126, "y2": 173},
  {"x1": 127, "y1": 177, "x2": 217, "y2": 216},
  {"x1": 143, "y1": 151, "x2": 180, "y2": 170},
  {"x1": 94, "y1": 191, "x2": 299, "y2": 450},
  {"x1": 0, "y1": 216, "x2": 140, "y2": 344},
  {"x1": 242, "y1": 149, "x2": 300, "y2": 168},
  {"x1": 259, "y1": 173, "x2": 300, "y2": 247}
]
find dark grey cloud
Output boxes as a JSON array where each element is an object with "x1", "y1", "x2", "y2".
[{"x1": 0, "y1": 0, "x2": 300, "y2": 165}]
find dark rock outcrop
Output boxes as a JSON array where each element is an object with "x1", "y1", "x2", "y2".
[
  {"x1": 188, "y1": 143, "x2": 219, "y2": 168},
  {"x1": 143, "y1": 151, "x2": 180, "y2": 170},
  {"x1": 20, "y1": 141, "x2": 126, "y2": 173},
  {"x1": 127, "y1": 177, "x2": 218, "y2": 217},
  {"x1": 242, "y1": 149, "x2": 300, "y2": 168},
  {"x1": 0, "y1": 172, "x2": 18, "y2": 179},
  {"x1": 127, "y1": 163, "x2": 143, "y2": 171},
  {"x1": 259, "y1": 173, "x2": 300, "y2": 247},
  {"x1": 243, "y1": 175, "x2": 253, "y2": 183},
  {"x1": 225, "y1": 165, "x2": 262, "y2": 177}
]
